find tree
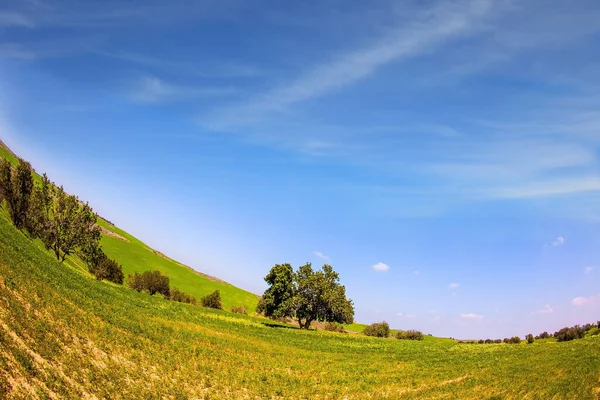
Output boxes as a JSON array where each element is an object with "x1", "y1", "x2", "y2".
[
  {"x1": 0, "y1": 158, "x2": 33, "y2": 230},
  {"x1": 201, "y1": 290, "x2": 222, "y2": 309},
  {"x1": 294, "y1": 264, "x2": 354, "y2": 329},
  {"x1": 261, "y1": 263, "x2": 354, "y2": 329},
  {"x1": 262, "y1": 263, "x2": 296, "y2": 319},
  {"x1": 127, "y1": 270, "x2": 170, "y2": 297},
  {"x1": 87, "y1": 250, "x2": 124, "y2": 284},
  {"x1": 526, "y1": 334, "x2": 534, "y2": 344}
]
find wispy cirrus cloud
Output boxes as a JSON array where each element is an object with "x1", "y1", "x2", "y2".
[
  {"x1": 206, "y1": 0, "x2": 494, "y2": 129},
  {"x1": 584, "y1": 266, "x2": 595, "y2": 274},
  {"x1": 0, "y1": 12, "x2": 35, "y2": 28},
  {"x1": 129, "y1": 76, "x2": 237, "y2": 103}
]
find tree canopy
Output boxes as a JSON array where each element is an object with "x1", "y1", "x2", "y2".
[{"x1": 262, "y1": 263, "x2": 354, "y2": 329}]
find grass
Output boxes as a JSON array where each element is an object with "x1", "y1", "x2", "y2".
[{"x1": 1, "y1": 216, "x2": 600, "y2": 399}]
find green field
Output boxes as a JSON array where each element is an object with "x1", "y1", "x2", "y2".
[{"x1": 1, "y1": 215, "x2": 599, "y2": 399}]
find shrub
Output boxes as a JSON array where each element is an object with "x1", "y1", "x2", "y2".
[
  {"x1": 538, "y1": 331, "x2": 550, "y2": 339},
  {"x1": 201, "y1": 290, "x2": 222, "y2": 310},
  {"x1": 127, "y1": 270, "x2": 170, "y2": 297},
  {"x1": 485, "y1": 339, "x2": 493, "y2": 344},
  {"x1": 170, "y1": 287, "x2": 197, "y2": 305},
  {"x1": 509, "y1": 336, "x2": 521, "y2": 344},
  {"x1": 494, "y1": 339, "x2": 502, "y2": 344},
  {"x1": 364, "y1": 321, "x2": 390, "y2": 338},
  {"x1": 91, "y1": 257, "x2": 124, "y2": 284},
  {"x1": 323, "y1": 322, "x2": 346, "y2": 333},
  {"x1": 526, "y1": 334, "x2": 534, "y2": 344},
  {"x1": 402, "y1": 330, "x2": 424, "y2": 341},
  {"x1": 256, "y1": 296, "x2": 266, "y2": 315},
  {"x1": 231, "y1": 305, "x2": 247, "y2": 315}
]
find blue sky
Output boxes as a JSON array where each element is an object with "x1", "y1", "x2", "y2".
[{"x1": 1, "y1": 0, "x2": 599, "y2": 338}]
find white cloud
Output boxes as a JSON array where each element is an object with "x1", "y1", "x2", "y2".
[
  {"x1": 537, "y1": 304, "x2": 554, "y2": 315},
  {"x1": 313, "y1": 251, "x2": 330, "y2": 261},
  {"x1": 552, "y1": 236, "x2": 565, "y2": 247},
  {"x1": 371, "y1": 262, "x2": 390, "y2": 272},
  {"x1": 413, "y1": 270, "x2": 420, "y2": 275},
  {"x1": 571, "y1": 293, "x2": 600, "y2": 307},
  {"x1": 460, "y1": 313, "x2": 483, "y2": 320},
  {"x1": 396, "y1": 312, "x2": 403, "y2": 317},
  {"x1": 448, "y1": 283, "x2": 459, "y2": 289},
  {"x1": 585, "y1": 266, "x2": 595, "y2": 274}
]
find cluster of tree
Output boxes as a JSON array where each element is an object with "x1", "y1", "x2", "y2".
[
  {"x1": 0, "y1": 158, "x2": 123, "y2": 284},
  {"x1": 396, "y1": 330, "x2": 424, "y2": 341},
  {"x1": 170, "y1": 287, "x2": 197, "y2": 305},
  {"x1": 531, "y1": 321, "x2": 600, "y2": 342},
  {"x1": 261, "y1": 263, "x2": 354, "y2": 329},
  {"x1": 364, "y1": 321, "x2": 390, "y2": 337}
]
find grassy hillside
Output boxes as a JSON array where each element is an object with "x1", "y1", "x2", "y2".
[
  {"x1": 1, "y1": 216, "x2": 600, "y2": 399},
  {"x1": 0, "y1": 141, "x2": 259, "y2": 312}
]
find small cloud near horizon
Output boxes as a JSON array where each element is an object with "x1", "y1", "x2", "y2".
[
  {"x1": 551, "y1": 236, "x2": 565, "y2": 247},
  {"x1": 571, "y1": 293, "x2": 600, "y2": 307},
  {"x1": 448, "y1": 283, "x2": 459, "y2": 289},
  {"x1": 372, "y1": 262, "x2": 390, "y2": 272},
  {"x1": 585, "y1": 266, "x2": 594, "y2": 274},
  {"x1": 460, "y1": 313, "x2": 483, "y2": 320}
]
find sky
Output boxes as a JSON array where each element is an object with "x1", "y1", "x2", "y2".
[{"x1": 1, "y1": 0, "x2": 599, "y2": 339}]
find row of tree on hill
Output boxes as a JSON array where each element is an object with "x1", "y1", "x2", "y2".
[
  {"x1": 456, "y1": 321, "x2": 600, "y2": 344},
  {"x1": 0, "y1": 157, "x2": 249, "y2": 314},
  {"x1": 257, "y1": 263, "x2": 355, "y2": 329}
]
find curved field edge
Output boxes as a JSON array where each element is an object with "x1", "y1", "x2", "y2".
[{"x1": 1, "y1": 217, "x2": 600, "y2": 399}]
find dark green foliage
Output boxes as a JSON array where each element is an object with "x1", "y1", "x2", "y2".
[
  {"x1": 231, "y1": 305, "x2": 247, "y2": 314},
  {"x1": 91, "y1": 256, "x2": 124, "y2": 284},
  {"x1": 526, "y1": 334, "x2": 534, "y2": 344},
  {"x1": 0, "y1": 158, "x2": 33, "y2": 230},
  {"x1": 262, "y1": 263, "x2": 354, "y2": 329},
  {"x1": 127, "y1": 270, "x2": 170, "y2": 297},
  {"x1": 294, "y1": 263, "x2": 354, "y2": 329},
  {"x1": 537, "y1": 331, "x2": 551, "y2": 339},
  {"x1": 263, "y1": 263, "x2": 296, "y2": 319},
  {"x1": 396, "y1": 330, "x2": 424, "y2": 340},
  {"x1": 201, "y1": 290, "x2": 222, "y2": 309},
  {"x1": 170, "y1": 287, "x2": 197, "y2": 305},
  {"x1": 364, "y1": 321, "x2": 390, "y2": 338},
  {"x1": 323, "y1": 322, "x2": 346, "y2": 333},
  {"x1": 555, "y1": 325, "x2": 585, "y2": 342}
]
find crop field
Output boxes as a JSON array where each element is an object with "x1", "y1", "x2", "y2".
[{"x1": 1, "y1": 215, "x2": 600, "y2": 399}]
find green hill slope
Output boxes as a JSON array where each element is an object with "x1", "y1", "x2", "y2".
[
  {"x1": 1, "y1": 216, "x2": 600, "y2": 398},
  {"x1": 0, "y1": 141, "x2": 258, "y2": 312}
]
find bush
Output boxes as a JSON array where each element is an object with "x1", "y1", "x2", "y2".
[
  {"x1": 494, "y1": 339, "x2": 502, "y2": 344},
  {"x1": 201, "y1": 290, "x2": 222, "y2": 309},
  {"x1": 231, "y1": 305, "x2": 247, "y2": 315},
  {"x1": 396, "y1": 330, "x2": 423, "y2": 341},
  {"x1": 87, "y1": 251, "x2": 124, "y2": 284},
  {"x1": 364, "y1": 321, "x2": 390, "y2": 338},
  {"x1": 170, "y1": 287, "x2": 197, "y2": 305},
  {"x1": 537, "y1": 331, "x2": 551, "y2": 339},
  {"x1": 256, "y1": 296, "x2": 266, "y2": 315},
  {"x1": 323, "y1": 322, "x2": 346, "y2": 333},
  {"x1": 127, "y1": 270, "x2": 170, "y2": 297},
  {"x1": 509, "y1": 336, "x2": 521, "y2": 344},
  {"x1": 526, "y1": 334, "x2": 534, "y2": 344},
  {"x1": 485, "y1": 339, "x2": 493, "y2": 344}
]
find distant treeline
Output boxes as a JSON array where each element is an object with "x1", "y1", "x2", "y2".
[
  {"x1": 0, "y1": 157, "x2": 248, "y2": 314},
  {"x1": 456, "y1": 321, "x2": 600, "y2": 344}
]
